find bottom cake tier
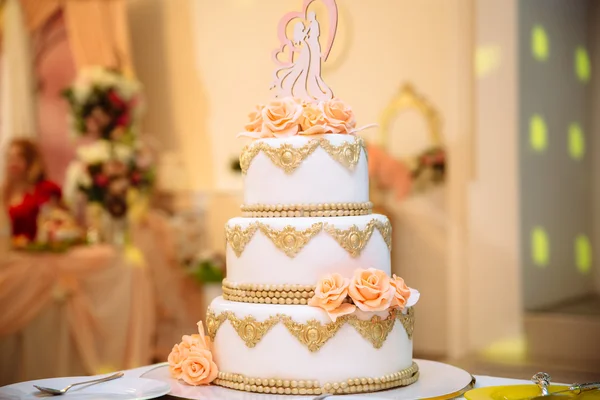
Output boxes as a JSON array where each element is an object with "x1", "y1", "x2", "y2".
[{"x1": 206, "y1": 296, "x2": 418, "y2": 395}]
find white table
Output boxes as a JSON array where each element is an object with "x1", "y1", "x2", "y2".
[{"x1": 124, "y1": 363, "x2": 535, "y2": 399}]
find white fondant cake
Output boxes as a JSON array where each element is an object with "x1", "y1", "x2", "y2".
[
  {"x1": 242, "y1": 134, "x2": 369, "y2": 206},
  {"x1": 225, "y1": 214, "x2": 391, "y2": 286},
  {"x1": 210, "y1": 297, "x2": 413, "y2": 382},
  {"x1": 206, "y1": 131, "x2": 420, "y2": 395}
]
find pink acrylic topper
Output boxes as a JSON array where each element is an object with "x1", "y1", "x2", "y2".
[{"x1": 270, "y1": 0, "x2": 338, "y2": 102}]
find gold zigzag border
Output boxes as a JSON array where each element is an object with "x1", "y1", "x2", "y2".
[
  {"x1": 225, "y1": 219, "x2": 392, "y2": 258},
  {"x1": 239, "y1": 137, "x2": 366, "y2": 174},
  {"x1": 206, "y1": 307, "x2": 414, "y2": 352}
]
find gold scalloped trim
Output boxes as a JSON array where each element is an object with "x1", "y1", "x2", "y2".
[
  {"x1": 324, "y1": 219, "x2": 392, "y2": 257},
  {"x1": 239, "y1": 137, "x2": 365, "y2": 174},
  {"x1": 225, "y1": 223, "x2": 259, "y2": 257},
  {"x1": 258, "y1": 222, "x2": 323, "y2": 257},
  {"x1": 214, "y1": 362, "x2": 419, "y2": 395},
  {"x1": 226, "y1": 219, "x2": 391, "y2": 258},
  {"x1": 206, "y1": 307, "x2": 414, "y2": 351}
]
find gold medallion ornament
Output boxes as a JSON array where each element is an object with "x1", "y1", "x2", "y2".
[
  {"x1": 239, "y1": 137, "x2": 366, "y2": 174},
  {"x1": 398, "y1": 306, "x2": 415, "y2": 340},
  {"x1": 319, "y1": 137, "x2": 363, "y2": 170},
  {"x1": 347, "y1": 312, "x2": 396, "y2": 348},
  {"x1": 206, "y1": 310, "x2": 227, "y2": 340},
  {"x1": 324, "y1": 219, "x2": 392, "y2": 257},
  {"x1": 258, "y1": 222, "x2": 323, "y2": 257},
  {"x1": 225, "y1": 223, "x2": 260, "y2": 257},
  {"x1": 280, "y1": 316, "x2": 344, "y2": 352},
  {"x1": 214, "y1": 362, "x2": 419, "y2": 395},
  {"x1": 228, "y1": 314, "x2": 280, "y2": 348},
  {"x1": 206, "y1": 307, "x2": 415, "y2": 351}
]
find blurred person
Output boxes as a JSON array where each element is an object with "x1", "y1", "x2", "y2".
[{"x1": 2, "y1": 138, "x2": 62, "y2": 242}]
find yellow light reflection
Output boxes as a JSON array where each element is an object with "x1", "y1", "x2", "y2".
[
  {"x1": 575, "y1": 234, "x2": 592, "y2": 275},
  {"x1": 532, "y1": 25, "x2": 549, "y2": 61},
  {"x1": 575, "y1": 46, "x2": 591, "y2": 83},
  {"x1": 568, "y1": 123, "x2": 585, "y2": 160},
  {"x1": 475, "y1": 45, "x2": 501, "y2": 78},
  {"x1": 529, "y1": 114, "x2": 547, "y2": 152},
  {"x1": 531, "y1": 227, "x2": 549, "y2": 267},
  {"x1": 481, "y1": 335, "x2": 528, "y2": 365}
]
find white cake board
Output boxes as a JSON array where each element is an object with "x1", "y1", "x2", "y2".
[{"x1": 141, "y1": 359, "x2": 474, "y2": 400}]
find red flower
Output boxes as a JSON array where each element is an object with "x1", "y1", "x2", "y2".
[
  {"x1": 131, "y1": 171, "x2": 142, "y2": 185},
  {"x1": 94, "y1": 174, "x2": 109, "y2": 187},
  {"x1": 116, "y1": 112, "x2": 130, "y2": 127},
  {"x1": 107, "y1": 89, "x2": 126, "y2": 109}
]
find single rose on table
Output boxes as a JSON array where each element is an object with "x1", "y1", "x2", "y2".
[{"x1": 168, "y1": 321, "x2": 219, "y2": 386}]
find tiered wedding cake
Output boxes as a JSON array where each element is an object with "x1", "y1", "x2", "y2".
[
  {"x1": 206, "y1": 105, "x2": 420, "y2": 394},
  {"x1": 168, "y1": 2, "x2": 420, "y2": 395}
]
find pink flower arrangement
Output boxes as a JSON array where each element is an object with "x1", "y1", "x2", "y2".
[
  {"x1": 238, "y1": 97, "x2": 358, "y2": 139},
  {"x1": 308, "y1": 269, "x2": 418, "y2": 321},
  {"x1": 168, "y1": 321, "x2": 219, "y2": 386}
]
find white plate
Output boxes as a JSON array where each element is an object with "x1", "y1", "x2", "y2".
[
  {"x1": 142, "y1": 359, "x2": 474, "y2": 400},
  {"x1": 0, "y1": 376, "x2": 170, "y2": 400}
]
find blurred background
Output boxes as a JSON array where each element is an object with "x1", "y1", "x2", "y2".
[{"x1": 0, "y1": 0, "x2": 599, "y2": 386}]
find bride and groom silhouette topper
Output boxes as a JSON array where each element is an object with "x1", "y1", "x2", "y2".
[{"x1": 271, "y1": 0, "x2": 338, "y2": 103}]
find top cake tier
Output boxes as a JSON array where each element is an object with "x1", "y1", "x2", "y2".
[{"x1": 241, "y1": 134, "x2": 369, "y2": 207}]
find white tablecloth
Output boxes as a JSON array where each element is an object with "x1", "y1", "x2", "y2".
[{"x1": 122, "y1": 363, "x2": 534, "y2": 399}]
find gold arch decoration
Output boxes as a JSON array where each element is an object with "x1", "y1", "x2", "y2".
[
  {"x1": 378, "y1": 83, "x2": 443, "y2": 149},
  {"x1": 369, "y1": 83, "x2": 446, "y2": 215}
]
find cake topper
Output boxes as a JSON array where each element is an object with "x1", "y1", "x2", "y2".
[{"x1": 270, "y1": 0, "x2": 338, "y2": 102}]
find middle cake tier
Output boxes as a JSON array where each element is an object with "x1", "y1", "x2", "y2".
[{"x1": 225, "y1": 214, "x2": 391, "y2": 290}]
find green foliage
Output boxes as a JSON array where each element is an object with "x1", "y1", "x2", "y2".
[{"x1": 192, "y1": 259, "x2": 225, "y2": 284}]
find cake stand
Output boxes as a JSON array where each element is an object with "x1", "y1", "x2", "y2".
[{"x1": 142, "y1": 359, "x2": 474, "y2": 400}]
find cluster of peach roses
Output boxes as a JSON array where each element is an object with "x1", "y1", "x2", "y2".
[
  {"x1": 308, "y1": 268, "x2": 416, "y2": 321},
  {"x1": 238, "y1": 97, "x2": 357, "y2": 139},
  {"x1": 167, "y1": 322, "x2": 218, "y2": 386}
]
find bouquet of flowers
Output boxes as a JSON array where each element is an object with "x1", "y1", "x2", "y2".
[
  {"x1": 64, "y1": 140, "x2": 156, "y2": 219},
  {"x1": 62, "y1": 67, "x2": 144, "y2": 142}
]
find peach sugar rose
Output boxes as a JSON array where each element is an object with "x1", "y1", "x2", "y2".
[
  {"x1": 168, "y1": 321, "x2": 218, "y2": 386},
  {"x1": 348, "y1": 268, "x2": 395, "y2": 312},
  {"x1": 244, "y1": 105, "x2": 264, "y2": 133},
  {"x1": 320, "y1": 98, "x2": 356, "y2": 134},
  {"x1": 260, "y1": 97, "x2": 303, "y2": 137},
  {"x1": 180, "y1": 348, "x2": 219, "y2": 386},
  {"x1": 299, "y1": 103, "x2": 328, "y2": 135},
  {"x1": 308, "y1": 273, "x2": 356, "y2": 321},
  {"x1": 390, "y1": 274, "x2": 412, "y2": 309}
]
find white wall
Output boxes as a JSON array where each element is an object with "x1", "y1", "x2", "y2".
[{"x1": 469, "y1": 0, "x2": 523, "y2": 349}]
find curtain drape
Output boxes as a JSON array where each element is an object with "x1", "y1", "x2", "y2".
[
  {"x1": 21, "y1": 0, "x2": 133, "y2": 73},
  {"x1": 0, "y1": 0, "x2": 37, "y2": 181}
]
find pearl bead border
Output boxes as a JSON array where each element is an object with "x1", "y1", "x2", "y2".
[
  {"x1": 214, "y1": 362, "x2": 419, "y2": 395},
  {"x1": 222, "y1": 279, "x2": 315, "y2": 305},
  {"x1": 240, "y1": 202, "x2": 373, "y2": 218}
]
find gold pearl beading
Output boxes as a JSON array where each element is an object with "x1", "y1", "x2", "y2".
[
  {"x1": 240, "y1": 202, "x2": 373, "y2": 218},
  {"x1": 214, "y1": 362, "x2": 419, "y2": 395},
  {"x1": 222, "y1": 279, "x2": 315, "y2": 305}
]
